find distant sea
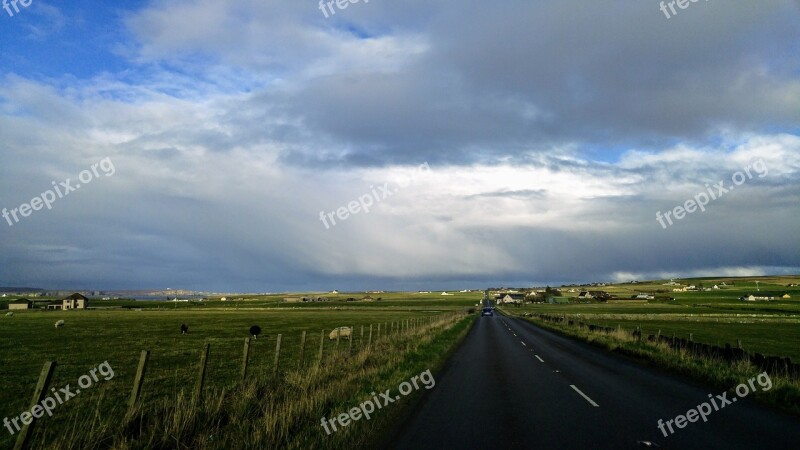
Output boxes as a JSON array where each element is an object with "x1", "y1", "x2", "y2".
[{"x1": 108, "y1": 295, "x2": 208, "y2": 301}]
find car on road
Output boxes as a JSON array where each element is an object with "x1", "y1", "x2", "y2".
[{"x1": 481, "y1": 307, "x2": 494, "y2": 317}]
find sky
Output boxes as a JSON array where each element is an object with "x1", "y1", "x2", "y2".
[{"x1": 0, "y1": 0, "x2": 799, "y2": 292}]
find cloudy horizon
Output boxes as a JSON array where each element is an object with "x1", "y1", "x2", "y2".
[{"x1": 1, "y1": 0, "x2": 799, "y2": 292}]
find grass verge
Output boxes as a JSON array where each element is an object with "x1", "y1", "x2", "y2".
[{"x1": 500, "y1": 308, "x2": 800, "y2": 418}]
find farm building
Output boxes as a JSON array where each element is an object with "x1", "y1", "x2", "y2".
[
  {"x1": 499, "y1": 294, "x2": 524, "y2": 304},
  {"x1": 782, "y1": 293, "x2": 792, "y2": 299},
  {"x1": 361, "y1": 295, "x2": 375, "y2": 301},
  {"x1": 62, "y1": 293, "x2": 89, "y2": 309},
  {"x1": 578, "y1": 291, "x2": 612, "y2": 301},
  {"x1": 8, "y1": 299, "x2": 33, "y2": 310},
  {"x1": 740, "y1": 294, "x2": 775, "y2": 302}
]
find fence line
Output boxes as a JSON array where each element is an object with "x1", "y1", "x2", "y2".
[{"x1": 17, "y1": 311, "x2": 469, "y2": 448}]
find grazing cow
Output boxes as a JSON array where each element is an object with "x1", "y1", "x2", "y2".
[
  {"x1": 180, "y1": 323, "x2": 189, "y2": 334},
  {"x1": 250, "y1": 325, "x2": 261, "y2": 339},
  {"x1": 55, "y1": 320, "x2": 65, "y2": 328}
]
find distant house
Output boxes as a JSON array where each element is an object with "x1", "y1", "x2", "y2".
[
  {"x1": 62, "y1": 293, "x2": 88, "y2": 310},
  {"x1": 361, "y1": 295, "x2": 375, "y2": 301},
  {"x1": 440, "y1": 292, "x2": 453, "y2": 296},
  {"x1": 8, "y1": 299, "x2": 33, "y2": 310},
  {"x1": 331, "y1": 290, "x2": 339, "y2": 294},
  {"x1": 499, "y1": 293, "x2": 525, "y2": 304},
  {"x1": 781, "y1": 293, "x2": 792, "y2": 299},
  {"x1": 578, "y1": 291, "x2": 611, "y2": 301},
  {"x1": 740, "y1": 294, "x2": 775, "y2": 302},
  {"x1": 673, "y1": 287, "x2": 687, "y2": 292},
  {"x1": 634, "y1": 293, "x2": 655, "y2": 300}
]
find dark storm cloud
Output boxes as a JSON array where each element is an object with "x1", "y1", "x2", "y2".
[{"x1": 1, "y1": 1, "x2": 798, "y2": 291}]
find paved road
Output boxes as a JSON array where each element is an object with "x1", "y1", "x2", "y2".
[{"x1": 393, "y1": 308, "x2": 800, "y2": 449}]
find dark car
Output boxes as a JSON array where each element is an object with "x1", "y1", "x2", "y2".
[{"x1": 481, "y1": 307, "x2": 494, "y2": 317}]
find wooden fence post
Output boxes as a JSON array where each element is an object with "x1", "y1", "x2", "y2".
[
  {"x1": 348, "y1": 326, "x2": 353, "y2": 355},
  {"x1": 368, "y1": 324, "x2": 373, "y2": 348},
  {"x1": 127, "y1": 350, "x2": 150, "y2": 418},
  {"x1": 377, "y1": 323, "x2": 381, "y2": 340},
  {"x1": 193, "y1": 343, "x2": 210, "y2": 403},
  {"x1": 241, "y1": 338, "x2": 251, "y2": 382},
  {"x1": 299, "y1": 331, "x2": 307, "y2": 368},
  {"x1": 14, "y1": 361, "x2": 56, "y2": 450},
  {"x1": 273, "y1": 334, "x2": 282, "y2": 376},
  {"x1": 360, "y1": 325, "x2": 364, "y2": 347},
  {"x1": 317, "y1": 330, "x2": 325, "y2": 365}
]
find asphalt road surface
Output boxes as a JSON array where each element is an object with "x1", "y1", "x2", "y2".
[{"x1": 393, "y1": 308, "x2": 800, "y2": 449}]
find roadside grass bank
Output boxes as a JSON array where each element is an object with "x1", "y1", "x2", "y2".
[
  {"x1": 499, "y1": 308, "x2": 800, "y2": 417},
  {"x1": 35, "y1": 312, "x2": 476, "y2": 449}
]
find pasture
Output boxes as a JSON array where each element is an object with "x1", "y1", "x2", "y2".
[
  {"x1": 0, "y1": 296, "x2": 478, "y2": 449},
  {"x1": 508, "y1": 275, "x2": 800, "y2": 361}
]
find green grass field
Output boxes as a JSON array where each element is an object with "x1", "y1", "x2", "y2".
[
  {"x1": 0, "y1": 292, "x2": 478, "y2": 449},
  {"x1": 505, "y1": 275, "x2": 800, "y2": 361},
  {"x1": 2, "y1": 277, "x2": 799, "y2": 447}
]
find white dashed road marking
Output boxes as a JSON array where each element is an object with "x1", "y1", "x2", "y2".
[{"x1": 570, "y1": 385, "x2": 599, "y2": 407}]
